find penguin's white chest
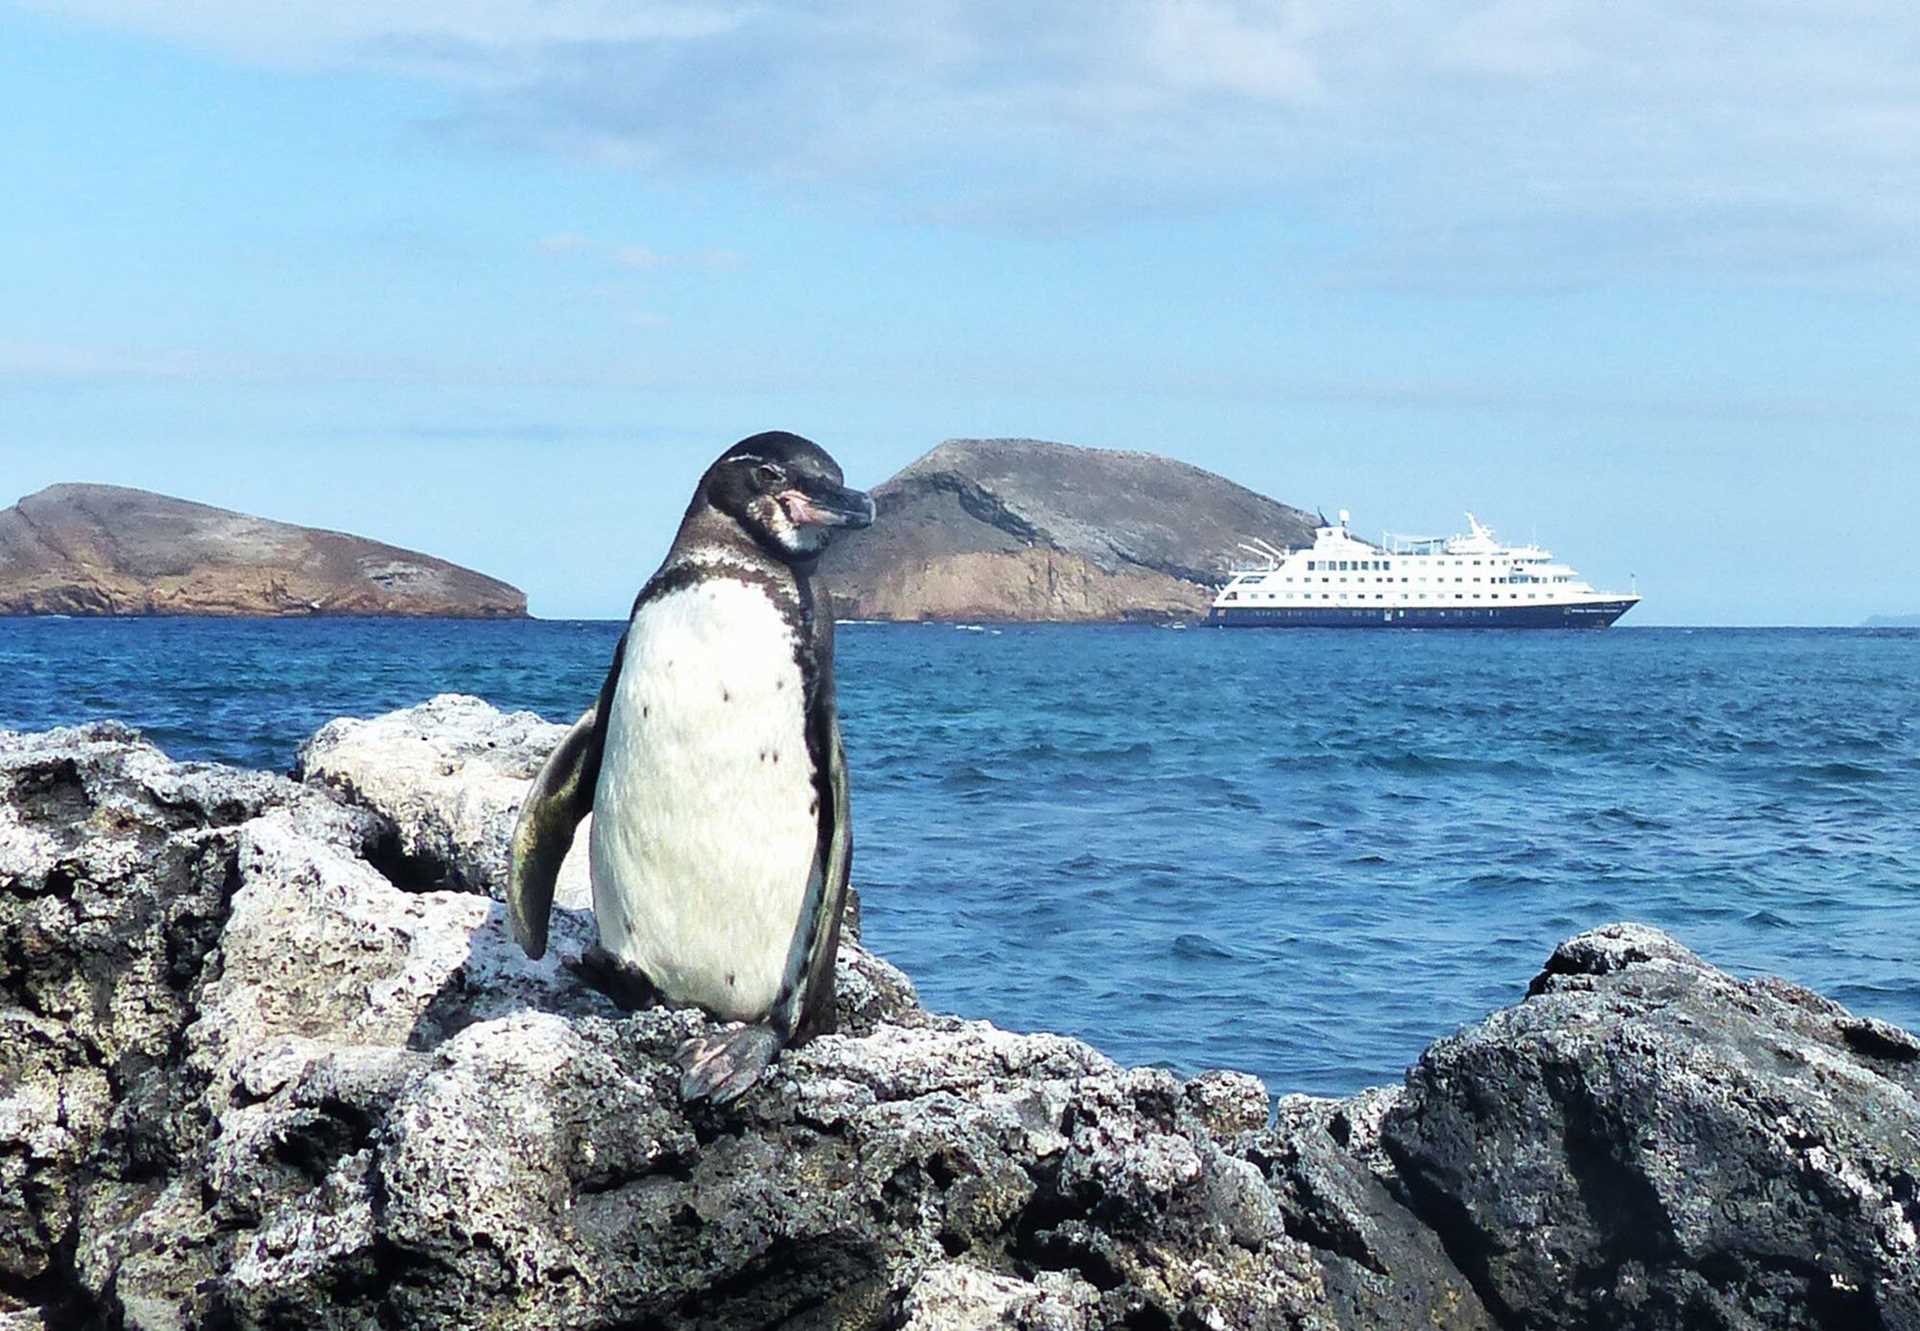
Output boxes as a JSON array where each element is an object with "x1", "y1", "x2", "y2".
[{"x1": 589, "y1": 580, "x2": 819, "y2": 1021}]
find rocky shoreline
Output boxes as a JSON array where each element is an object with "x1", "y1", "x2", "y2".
[{"x1": 3, "y1": 697, "x2": 1915, "y2": 1329}]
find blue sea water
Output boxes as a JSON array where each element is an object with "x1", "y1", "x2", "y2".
[{"x1": 5, "y1": 617, "x2": 1917, "y2": 1097}]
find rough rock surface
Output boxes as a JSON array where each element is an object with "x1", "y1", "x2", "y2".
[
  {"x1": 1383, "y1": 923, "x2": 1920, "y2": 1329},
  {"x1": 293, "y1": 694, "x2": 595, "y2": 910},
  {"x1": 816, "y1": 439, "x2": 1318, "y2": 622},
  {"x1": 0, "y1": 483, "x2": 526, "y2": 616},
  {"x1": 3, "y1": 708, "x2": 1915, "y2": 1330}
]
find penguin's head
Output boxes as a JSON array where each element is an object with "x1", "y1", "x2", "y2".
[{"x1": 701, "y1": 431, "x2": 876, "y2": 563}]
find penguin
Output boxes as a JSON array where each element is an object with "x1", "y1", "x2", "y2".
[{"x1": 506, "y1": 431, "x2": 875, "y2": 1103}]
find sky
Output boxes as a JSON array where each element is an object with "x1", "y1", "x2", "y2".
[{"x1": 2, "y1": 2, "x2": 1916, "y2": 624}]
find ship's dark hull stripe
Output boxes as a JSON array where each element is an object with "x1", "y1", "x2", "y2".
[{"x1": 1207, "y1": 600, "x2": 1637, "y2": 629}]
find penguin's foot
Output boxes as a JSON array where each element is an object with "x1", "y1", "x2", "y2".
[
  {"x1": 677, "y1": 1023, "x2": 783, "y2": 1105},
  {"x1": 568, "y1": 944, "x2": 660, "y2": 1011}
]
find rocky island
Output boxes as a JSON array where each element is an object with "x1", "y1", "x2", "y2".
[
  {"x1": 3, "y1": 697, "x2": 1915, "y2": 1329},
  {"x1": 816, "y1": 439, "x2": 1316, "y2": 622},
  {"x1": 0, "y1": 483, "x2": 526, "y2": 617}
]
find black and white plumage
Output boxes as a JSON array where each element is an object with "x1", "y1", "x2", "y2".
[{"x1": 507, "y1": 432, "x2": 875, "y2": 1102}]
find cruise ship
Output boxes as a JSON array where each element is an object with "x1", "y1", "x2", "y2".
[{"x1": 1208, "y1": 511, "x2": 1639, "y2": 628}]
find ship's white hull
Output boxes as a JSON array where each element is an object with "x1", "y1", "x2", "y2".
[{"x1": 1208, "y1": 598, "x2": 1637, "y2": 628}]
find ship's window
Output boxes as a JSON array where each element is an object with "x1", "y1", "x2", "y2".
[
  {"x1": 1223, "y1": 592, "x2": 1237, "y2": 601},
  {"x1": 1307, "y1": 561, "x2": 1316, "y2": 570}
]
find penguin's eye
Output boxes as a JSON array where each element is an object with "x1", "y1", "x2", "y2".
[{"x1": 755, "y1": 463, "x2": 787, "y2": 486}]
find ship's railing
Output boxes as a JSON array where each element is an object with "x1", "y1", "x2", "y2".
[{"x1": 1220, "y1": 537, "x2": 1294, "y2": 574}]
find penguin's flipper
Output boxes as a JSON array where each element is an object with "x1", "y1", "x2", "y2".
[
  {"x1": 787, "y1": 704, "x2": 855, "y2": 1042},
  {"x1": 506, "y1": 634, "x2": 625, "y2": 959},
  {"x1": 677, "y1": 1024, "x2": 783, "y2": 1104}
]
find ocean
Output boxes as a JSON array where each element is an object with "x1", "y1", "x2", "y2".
[{"x1": 6, "y1": 617, "x2": 1916, "y2": 1097}]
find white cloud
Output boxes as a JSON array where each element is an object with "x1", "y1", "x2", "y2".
[
  {"x1": 1139, "y1": 0, "x2": 1323, "y2": 100},
  {"x1": 28, "y1": 1, "x2": 1920, "y2": 287}
]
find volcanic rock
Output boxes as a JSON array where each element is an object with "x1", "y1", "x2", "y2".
[
  {"x1": 0, "y1": 483, "x2": 526, "y2": 617},
  {"x1": 815, "y1": 439, "x2": 1317, "y2": 622},
  {"x1": 1382, "y1": 922, "x2": 1920, "y2": 1329}
]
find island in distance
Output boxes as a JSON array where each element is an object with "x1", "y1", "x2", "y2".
[
  {"x1": 4, "y1": 441, "x2": 1307, "y2": 622},
  {"x1": 0, "y1": 483, "x2": 526, "y2": 617},
  {"x1": 817, "y1": 437, "x2": 1316, "y2": 622}
]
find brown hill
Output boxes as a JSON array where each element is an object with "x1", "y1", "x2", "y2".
[
  {"x1": 0, "y1": 483, "x2": 527, "y2": 617},
  {"x1": 816, "y1": 439, "x2": 1317, "y2": 621}
]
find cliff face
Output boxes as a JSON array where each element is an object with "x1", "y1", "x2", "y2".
[
  {"x1": 816, "y1": 439, "x2": 1317, "y2": 622},
  {"x1": 0, "y1": 483, "x2": 527, "y2": 617}
]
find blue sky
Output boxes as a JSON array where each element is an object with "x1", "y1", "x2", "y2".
[{"x1": 3, "y1": 2, "x2": 1916, "y2": 623}]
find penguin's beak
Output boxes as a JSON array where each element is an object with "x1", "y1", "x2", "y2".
[{"x1": 780, "y1": 481, "x2": 876, "y2": 530}]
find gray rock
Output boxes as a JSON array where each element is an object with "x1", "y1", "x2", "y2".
[
  {"x1": 0, "y1": 722, "x2": 379, "y2": 1322},
  {"x1": 1383, "y1": 922, "x2": 1920, "y2": 1330},
  {"x1": 294, "y1": 693, "x2": 591, "y2": 906},
  {"x1": 897, "y1": 1262, "x2": 1100, "y2": 1329},
  {"x1": 6, "y1": 718, "x2": 1916, "y2": 1331},
  {"x1": 1257, "y1": 1090, "x2": 1491, "y2": 1329}
]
